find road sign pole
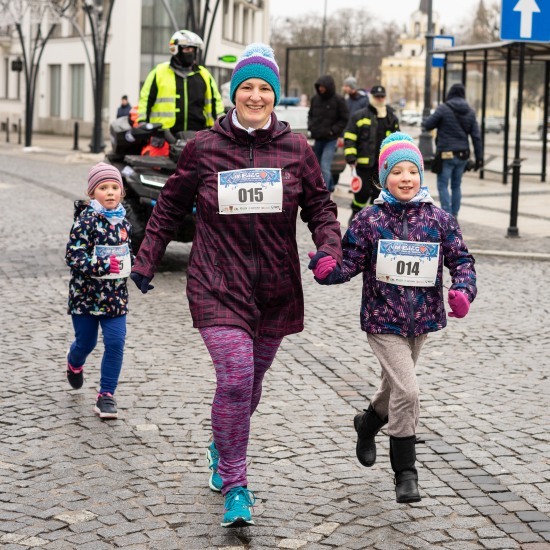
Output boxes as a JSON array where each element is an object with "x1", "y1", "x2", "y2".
[{"x1": 507, "y1": 42, "x2": 525, "y2": 238}]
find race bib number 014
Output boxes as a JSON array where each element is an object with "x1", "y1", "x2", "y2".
[
  {"x1": 376, "y1": 240, "x2": 440, "y2": 287},
  {"x1": 218, "y1": 168, "x2": 283, "y2": 214}
]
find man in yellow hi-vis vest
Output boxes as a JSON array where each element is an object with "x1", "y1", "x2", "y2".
[{"x1": 138, "y1": 30, "x2": 224, "y2": 138}]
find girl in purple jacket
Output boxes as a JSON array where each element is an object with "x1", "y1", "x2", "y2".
[
  {"x1": 309, "y1": 132, "x2": 477, "y2": 504},
  {"x1": 131, "y1": 44, "x2": 342, "y2": 527}
]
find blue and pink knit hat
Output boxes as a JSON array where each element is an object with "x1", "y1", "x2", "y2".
[
  {"x1": 378, "y1": 132, "x2": 424, "y2": 187},
  {"x1": 229, "y1": 43, "x2": 281, "y2": 105}
]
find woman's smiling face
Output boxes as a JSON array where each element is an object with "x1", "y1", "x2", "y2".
[{"x1": 234, "y1": 78, "x2": 275, "y2": 129}]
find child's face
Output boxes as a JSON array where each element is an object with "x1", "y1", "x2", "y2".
[
  {"x1": 90, "y1": 181, "x2": 122, "y2": 210},
  {"x1": 386, "y1": 161, "x2": 421, "y2": 202}
]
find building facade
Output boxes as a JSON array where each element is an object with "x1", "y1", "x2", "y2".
[
  {"x1": 381, "y1": 1, "x2": 443, "y2": 111},
  {"x1": 0, "y1": 0, "x2": 270, "y2": 139}
]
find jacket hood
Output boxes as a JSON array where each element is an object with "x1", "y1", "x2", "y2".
[
  {"x1": 446, "y1": 83, "x2": 465, "y2": 100},
  {"x1": 445, "y1": 97, "x2": 471, "y2": 115},
  {"x1": 314, "y1": 75, "x2": 336, "y2": 98},
  {"x1": 211, "y1": 108, "x2": 291, "y2": 145},
  {"x1": 73, "y1": 200, "x2": 93, "y2": 221}
]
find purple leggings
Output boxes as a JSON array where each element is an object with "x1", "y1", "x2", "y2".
[{"x1": 200, "y1": 326, "x2": 282, "y2": 494}]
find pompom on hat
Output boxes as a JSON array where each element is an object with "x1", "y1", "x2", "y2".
[
  {"x1": 87, "y1": 162, "x2": 123, "y2": 196},
  {"x1": 378, "y1": 132, "x2": 424, "y2": 187},
  {"x1": 230, "y1": 43, "x2": 281, "y2": 105}
]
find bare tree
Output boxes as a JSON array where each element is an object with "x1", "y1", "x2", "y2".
[
  {"x1": 271, "y1": 8, "x2": 399, "y2": 101},
  {"x1": 0, "y1": 0, "x2": 72, "y2": 147}
]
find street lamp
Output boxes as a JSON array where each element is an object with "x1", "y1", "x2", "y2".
[
  {"x1": 83, "y1": 0, "x2": 115, "y2": 153},
  {"x1": 319, "y1": 0, "x2": 328, "y2": 75},
  {"x1": 418, "y1": 0, "x2": 434, "y2": 161}
]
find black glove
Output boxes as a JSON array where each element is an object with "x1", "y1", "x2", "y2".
[
  {"x1": 316, "y1": 265, "x2": 342, "y2": 286},
  {"x1": 474, "y1": 159, "x2": 483, "y2": 171},
  {"x1": 130, "y1": 272, "x2": 154, "y2": 294}
]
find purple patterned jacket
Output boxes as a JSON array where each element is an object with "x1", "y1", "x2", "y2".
[
  {"x1": 329, "y1": 200, "x2": 477, "y2": 337},
  {"x1": 133, "y1": 110, "x2": 342, "y2": 337}
]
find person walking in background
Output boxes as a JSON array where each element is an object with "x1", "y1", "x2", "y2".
[
  {"x1": 422, "y1": 83, "x2": 483, "y2": 218},
  {"x1": 342, "y1": 76, "x2": 369, "y2": 117},
  {"x1": 138, "y1": 29, "x2": 224, "y2": 138},
  {"x1": 130, "y1": 43, "x2": 342, "y2": 528},
  {"x1": 344, "y1": 84, "x2": 399, "y2": 223},
  {"x1": 308, "y1": 74, "x2": 349, "y2": 191},
  {"x1": 116, "y1": 95, "x2": 132, "y2": 119},
  {"x1": 65, "y1": 162, "x2": 133, "y2": 420},
  {"x1": 308, "y1": 133, "x2": 477, "y2": 504}
]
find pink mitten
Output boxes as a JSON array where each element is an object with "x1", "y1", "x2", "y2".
[
  {"x1": 448, "y1": 290, "x2": 470, "y2": 318},
  {"x1": 307, "y1": 251, "x2": 336, "y2": 280},
  {"x1": 109, "y1": 255, "x2": 121, "y2": 274}
]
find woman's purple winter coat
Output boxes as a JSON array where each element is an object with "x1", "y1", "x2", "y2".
[{"x1": 133, "y1": 110, "x2": 342, "y2": 337}]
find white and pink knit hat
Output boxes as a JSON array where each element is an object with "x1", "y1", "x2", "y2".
[{"x1": 87, "y1": 162, "x2": 123, "y2": 195}]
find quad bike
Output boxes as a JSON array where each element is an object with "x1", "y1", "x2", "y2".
[{"x1": 105, "y1": 116, "x2": 196, "y2": 254}]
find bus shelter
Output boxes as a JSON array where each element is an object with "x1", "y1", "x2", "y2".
[{"x1": 432, "y1": 40, "x2": 550, "y2": 185}]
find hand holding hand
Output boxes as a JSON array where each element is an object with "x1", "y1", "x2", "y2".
[
  {"x1": 108, "y1": 255, "x2": 120, "y2": 274},
  {"x1": 308, "y1": 251, "x2": 337, "y2": 280},
  {"x1": 448, "y1": 290, "x2": 470, "y2": 318},
  {"x1": 130, "y1": 272, "x2": 155, "y2": 294}
]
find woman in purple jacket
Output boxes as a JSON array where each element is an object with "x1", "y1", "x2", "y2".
[
  {"x1": 309, "y1": 133, "x2": 477, "y2": 504},
  {"x1": 131, "y1": 44, "x2": 342, "y2": 527}
]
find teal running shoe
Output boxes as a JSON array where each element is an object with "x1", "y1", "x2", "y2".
[
  {"x1": 221, "y1": 486, "x2": 255, "y2": 528},
  {"x1": 206, "y1": 441, "x2": 222, "y2": 492}
]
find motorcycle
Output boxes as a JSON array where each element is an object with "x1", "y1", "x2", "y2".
[{"x1": 105, "y1": 116, "x2": 196, "y2": 254}]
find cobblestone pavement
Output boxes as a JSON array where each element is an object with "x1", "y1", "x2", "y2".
[{"x1": 1, "y1": 151, "x2": 549, "y2": 549}]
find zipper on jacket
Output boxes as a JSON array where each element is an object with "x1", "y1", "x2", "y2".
[
  {"x1": 183, "y1": 78, "x2": 188, "y2": 132},
  {"x1": 401, "y1": 209, "x2": 416, "y2": 336},
  {"x1": 248, "y1": 142, "x2": 260, "y2": 300}
]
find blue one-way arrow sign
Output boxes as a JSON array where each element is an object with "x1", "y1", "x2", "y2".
[{"x1": 500, "y1": 0, "x2": 550, "y2": 42}]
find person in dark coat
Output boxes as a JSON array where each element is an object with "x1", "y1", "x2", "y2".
[
  {"x1": 342, "y1": 76, "x2": 369, "y2": 117},
  {"x1": 308, "y1": 74, "x2": 349, "y2": 191},
  {"x1": 130, "y1": 43, "x2": 342, "y2": 529},
  {"x1": 116, "y1": 95, "x2": 132, "y2": 119},
  {"x1": 422, "y1": 83, "x2": 483, "y2": 218},
  {"x1": 343, "y1": 84, "x2": 400, "y2": 223}
]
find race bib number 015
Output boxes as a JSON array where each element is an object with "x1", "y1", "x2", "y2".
[
  {"x1": 376, "y1": 240, "x2": 440, "y2": 287},
  {"x1": 218, "y1": 168, "x2": 283, "y2": 214}
]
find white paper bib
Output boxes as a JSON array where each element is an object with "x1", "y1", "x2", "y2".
[
  {"x1": 92, "y1": 244, "x2": 131, "y2": 279},
  {"x1": 218, "y1": 168, "x2": 283, "y2": 214},
  {"x1": 376, "y1": 239, "x2": 440, "y2": 287}
]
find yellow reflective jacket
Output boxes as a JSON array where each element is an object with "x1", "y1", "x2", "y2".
[{"x1": 138, "y1": 62, "x2": 224, "y2": 131}]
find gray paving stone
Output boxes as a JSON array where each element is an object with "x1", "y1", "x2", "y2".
[{"x1": 1, "y1": 154, "x2": 549, "y2": 548}]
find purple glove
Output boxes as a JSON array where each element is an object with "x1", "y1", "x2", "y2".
[
  {"x1": 308, "y1": 251, "x2": 336, "y2": 280},
  {"x1": 130, "y1": 272, "x2": 154, "y2": 294},
  {"x1": 448, "y1": 290, "x2": 470, "y2": 318}
]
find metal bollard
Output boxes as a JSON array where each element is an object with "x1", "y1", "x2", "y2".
[
  {"x1": 6, "y1": 117, "x2": 9, "y2": 143},
  {"x1": 73, "y1": 121, "x2": 79, "y2": 150},
  {"x1": 18, "y1": 118, "x2": 21, "y2": 145}
]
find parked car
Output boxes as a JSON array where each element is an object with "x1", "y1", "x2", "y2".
[
  {"x1": 485, "y1": 116, "x2": 505, "y2": 134},
  {"x1": 400, "y1": 111, "x2": 423, "y2": 126},
  {"x1": 274, "y1": 105, "x2": 346, "y2": 185}
]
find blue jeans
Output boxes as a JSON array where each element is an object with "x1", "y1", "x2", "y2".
[
  {"x1": 313, "y1": 139, "x2": 337, "y2": 190},
  {"x1": 69, "y1": 315, "x2": 126, "y2": 395},
  {"x1": 436, "y1": 157, "x2": 468, "y2": 217}
]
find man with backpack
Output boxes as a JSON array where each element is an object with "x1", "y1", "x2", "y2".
[{"x1": 422, "y1": 83, "x2": 483, "y2": 219}]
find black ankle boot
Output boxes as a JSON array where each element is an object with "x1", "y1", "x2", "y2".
[
  {"x1": 353, "y1": 404, "x2": 388, "y2": 467},
  {"x1": 390, "y1": 435, "x2": 421, "y2": 503}
]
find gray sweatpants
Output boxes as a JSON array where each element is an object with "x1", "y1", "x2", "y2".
[{"x1": 367, "y1": 333, "x2": 428, "y2": 438}]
